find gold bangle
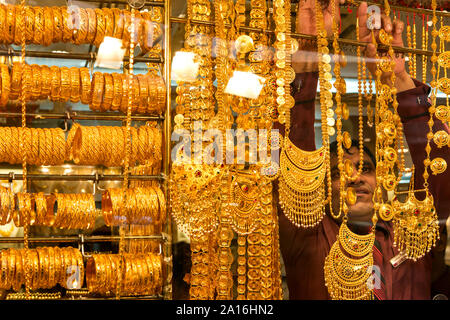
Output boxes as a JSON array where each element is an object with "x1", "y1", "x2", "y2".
[
  {"x1": 31, "y1": 128, "x2": 40, "y2": 165},
  {"x1": 21, "y1": 64, "x2": 33, "y2": 101},
  {"x1": 145, "y1": 254, "x2": 155, "y2": 294},
  {"x1": 73, "y1": 7, "x2": 88, "y2": 45},
  {"x1": 147, "y1": 75, "x2": 156, "y2": 113},
  {"x1": 140, "y1": 12, "x2": 152, "y2": 53},
  {"x1": 30, "y1": 64, "x2": 42, "y2": 101},
  {"x1": 137, "y1": 74, "x2": 148, "y2": 114},
  {"x1": 7, "y1": 248, "x2": 15, "y2": 290},
  {"x1": 47, "y1": 247, "x2": 56, "y2": 288},
  {"x1": 112, "y1": 8, "x2": 124, "y2": 39},
  {"x1": 42, "y1": 128, "x2": 51, "y2": 165},
  {"x1": 34, "y1": 192, "x2": 47, "y2": 225},
  {"x1": 5, "y1": 4, "x2": 15, "y2": 44},
  {"x1": 10, "y1": 62, "x2": 22, "y2": 101},
  {"x1": 94, "y1": 8, "x2": 105, "y2": 47},
  {"x1": 13, "y1": 6, "x2": 25, "y2": 45},
  {"x1": 69, "y1": 67, "x2": 81, "y2": 103},
  {"x1": 35, "y1": 247, "x2": 46, "y2": 289},
  {"x1": 156, "y1": 77, "x2": 166, "y2": 113},
  {"x1": 40, "y1": 65, "x2": 52, "y2": 100},
  {"x1": 53, "y1": 246, "x2": 62, "y2": 286},
  {"x1": 122, "y1": 10, "x2": 131, "y2": 48},
  {"x1": 50, "y1": 66, "x2": 61, "y2": 102},
  {"x1": 1, "y1": 249, "x2": 10, "y2": 289},
  {"x1": 43, "y1": 6, "x2": 54, "y2": 46},
  {"x1": 12, "y1": 127, "x2": 21, "y2": 165},
  {"x1": 60, "y1": 66, "x2": 71, "y2": 102},
  {"x1": 131, "y1": 75, "x2": 140, "y2": 114},
  {"x1": 53, "y1": 193, "x2": 64, "y2": 228},
  {"x1": 85, "y1": 8, "x2": 97, "y2": 44},
  {"x1": 102, "y1": 190, "x2": 113, "y2": 227},
  {"x1": 62, "y1": 6, "x2": 73, "y2": 42},
  {"x1": 54, "y1": 128, "x2": 66, "y2": 165},
  {"x1": 111, "y1": 73, "x2": 123, "y2": 111},
  {"x1": 12, "y1": 249, "x2": 23, "y2": 291},
  {"x1": 101, "y1": 73, "x2": 114, "y2": 111},
  {"x1": 120, "y1": 73, "x2": 129, "y2": 113},
  {"x1": 0, "y1": 5, "x2": 6, "y2": 44},
  {"x1": 0, "y1": 63, "x2": 10, "y2": 108},
  {"x1": 33, "y1": 6, "x2": 44, "y2": 45},
  {"x1": 90, "y1": 72, "x2": 104, "y2": 111},
  {"x1": 85, "y1": 255, "x2": 96, "y2": 293},
  {"x1": 80, "y1": 67, "x2": 91, "y2": 105},
  {"x1": 103, "y1": 7, "x2": 114, "y2": 37},
  {"x1": 52, "y1": 6, "x2": 63, "y2": 43}
]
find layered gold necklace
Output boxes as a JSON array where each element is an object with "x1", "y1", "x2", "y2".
[{"x1": 278, "y1": 0, "x2": 328, "y2": 228}]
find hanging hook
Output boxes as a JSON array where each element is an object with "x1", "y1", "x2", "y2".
[
  {"x1": 63, "y1": 111, "x2": 72, "y2": 132},
  {"x1": 89, "y1": 52, "x2": 96, "y2": 77}
]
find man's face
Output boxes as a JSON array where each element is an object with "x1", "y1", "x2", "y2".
[{"x1": 329, "y1": 146, "x2": 377, "y2": 223}]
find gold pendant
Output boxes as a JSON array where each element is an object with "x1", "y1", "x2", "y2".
[{"x1": 392, "y1": 192, "x2": 440, "y2": 261}]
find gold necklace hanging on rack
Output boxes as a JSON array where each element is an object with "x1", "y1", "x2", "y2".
[
  {"x1": 392, "y1": 167, "x2": 440, "y2": 261},
  {"x1": 229, "y1": 172, "x2": 261, "y2": 235},
  {"x1": 276, "y1": 0, "x2": 327, "y2": 228}
]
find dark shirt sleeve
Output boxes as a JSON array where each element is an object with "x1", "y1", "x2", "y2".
[
  {"x1": 397, "y1": 78, "x2": 450, "y2": 225},
  {"x1": 275, "y1": 72, "x2": 319, "y2": 265}
]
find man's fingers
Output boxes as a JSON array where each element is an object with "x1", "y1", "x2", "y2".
[
  {"x1": 380, "y1": 13, "x2": 392, "y2": 33},
  {"x1": 357, "y1": 2, "x2": 369, "y2": 31},
  {"x1": 392, "y1": 19, "x2": 404, "y2": 47},
  {"x1": 364, "y1": 43, "x2": 377, "y2": 59}
]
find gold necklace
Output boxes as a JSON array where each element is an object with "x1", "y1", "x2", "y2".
[
  {"x1": 278, "y1": 0, "x2": 328, "y2": 228},
  {"x1": 392, "y1": 167, "x2": 440, "y2": 261}
]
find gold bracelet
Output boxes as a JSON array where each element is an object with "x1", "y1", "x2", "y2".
[
  {"x1": 94, "y1": 8, "x2": 105, "y2": 47},
  {"x1": 12, "y1": 249, "x2": 23, "y2": 291},
  {"x1": 54, "y1": 127, "x2": 66, "y2": 165},
  {"x1": 137, "y1": 74, "x2": 148, "y2": 114},
  {"x1": 50, "y1": 65, "x2": 61, "y2": 102},
  {"x1": 10, "y1": 62, "x2": 22, "y2": 100},
  {"x1": 0, "y1": 5, "x2": 6, "y2": 44},
  {"x1": 79, "y1": 67, "x2": 92, "y2": 105},
  {"x1": 122, "y1": 10, "x2": 132, "y2": 48},
  {"x1": 34, "y1": 192, "x2": 47, "y2": 226},
  {"x1": 131, "y1": 75, "x2": 140, "y2": 113},
  {"x1": 52, "y1": 6, "x2": 63, "y2": 43},
  {"x1": 40, "y1": 65, "x2": 52, "y2": 100},
  {"x1": 21, "y1": 64, "x2": 33, "y2": 101},
  {"x1": 103, "y1": 7, "x2": 114, "y2": 37},
  {"x1": 111, "y1": 73, "x2": 123, "y2": 111},
  {"x1": 101, "y1": 73, "x2": 114, "y2": 111},
  {"x1": 47, "y1": 247, "x2": 56, "y2": 288},
  {"x1": 1, "y1": 249, "x2": 11, "y2": 289},
  {"x1": 31, "y1": 64, "x2": 42, "y2": 101},
  {"x1": 147, "y1": 75, "x2": 156, "y2": 113},
  {"x1": 7, "y1": 248, "x2": 15, "y2": 290},
  {"x1": 85, "y1": 8, "x2": 97, "y2": 44},
  {"x1": 33, "y1": 6, "x2": 44, "y2": 45},
  {"x1": 13, "y1": 6, "x2": 25, "y2": 45},
  {"x1": 90, "y1": 72, "x2": 104, "y2": 111},
  {"x1": 43, "y1": 6, "x2": 54, "y2": 46},
  {"x1": 120, "y1": 73, "x2": 129, "y2": 113},
  {"x1": 62, "y1": 6, "x2": 73, "y2": 42},
  {"x1": 0, "y1": 63, "x2": 10, "y2": 108},
  {"x1": 5, "y1": 4, "x2": 15, "y2": 44},
  {"x1": 112, "y1": 8, "x2": 124, "y2": 39},
  {"x1": 53, "y1": 246, "x2": 63, "y2": 286},
  {"x1": 73, "y1": 7, "x2": 88, "y2": 45},
  {"x1": 60, "y1": 66, "x2": 71, "y2": 102},
  {"x1": 69, "y1": 67, "x2": 81, "y2": 103},
  {"x1": 35, "y1": 247, "x2": 47, "y2": 289},
  {"x1": 140, "y1": 12, "x2": 152, "y2": 53}
]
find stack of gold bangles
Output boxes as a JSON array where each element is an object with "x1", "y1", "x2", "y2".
[
  {"x1": 86, "y1": 253, "x2": 162, "y2": 296},
  {"x1": 0, "y1": 127, "x2": 65, "y2": 165},
  {"x1": 0, "y1": 247, "x2": 84, "y2": 291},
  {"x1": 0, "y1": 4, "x2": 162, "y2": 52},
  {"x1": 90, "y1": 71, "x2": 166, "y2": 114},
  {"x1": 6, "y1": 63, "x2": 166, "y2": 114},
  {"x1": 102, "y1": 186, "x2": 166, "y2": 227},
  {"x1": 0, "y1": 189, "x2": 97, "y2": 230},
  {"x1": 125, "y1": 224, "x2": 161, "y2": 254},
  {"x1": 70, "y1": 124, "x2": 162, "y2": 166}
]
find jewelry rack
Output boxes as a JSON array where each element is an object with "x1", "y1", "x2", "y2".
[
  {"x1": 0, "y1": 0, "x2": 173, "y2": 301},
  {"x1": 0, "y1": 111, "x2": 164, "y2": 122},
  {"x1": 169, "y1": 16, "x2": 444, "y2": 57}
]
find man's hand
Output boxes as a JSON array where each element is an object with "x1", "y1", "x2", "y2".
[
  {"x1": 292, "y1": 0, "x2": 345, "y2": 73},
  {"x1": 357, "y1": 2, "x2": 415, "y2": 92}
]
